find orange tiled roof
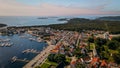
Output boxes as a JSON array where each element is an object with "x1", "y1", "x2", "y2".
[
  {"x1": 71, "y1": 61, "x2": 76, "y2": 65},
  {"x1": 100, "y1": 60, "x2": 107, "y2": 67},
  {"x1": 50, "y1": 49, "x2": 58, "y2": 53},
  {"x1": 91, "y1": 57, "x2": 99, "y2": 64},
  {"x1": 109, "y1": 35, "x2": 112, "y2": 39},
  {"x1": 54, "y1": 45, "x2": 60, "y2": 50}
]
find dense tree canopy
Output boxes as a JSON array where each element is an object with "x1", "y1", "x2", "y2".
[
  {"x1": 112, "y1": 36, "x2": 120, "y2": 42},
  {"x1": 107, "y1": 41, "x2": 120, "y2": 50},
  {"x1": 113, "y1": 53, "x2": 120, "y2": 64},
  {"x1": 48, "y1": 54, "x2": 66, "y2": 63},
  {"x1": 54, "y1": 54, "x2": 66, "y2": 63},
  {"x1": 75, "y1": 62, "x2": 86, "y2": 68},
  {"x1": 0, "y1": 23, "x2": 7, "y2": 27},
  {"x1": 95, "y1": 38, "x2": 107, "y2": 46},
  {"x1": 48, "y1": 54, "x2": 56, "y2": 62},
  {"x1": 88, "y1": 37, "x2": 94, "y2": 43},
  {"x1": 48, "y1": 18, "x2": 120, "y2": 34}
]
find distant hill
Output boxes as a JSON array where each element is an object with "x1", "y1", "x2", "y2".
[
  {"x1": 0, "y1": 23, "x2": 7, "y2": 27},
  {"x1": 37, "y1": 17, "x2": 48, "y2": 19},
  {"x1": 58, "y1": 18, "x2": 69, "y2": 21},
  {"x1": 96, "y1": 16, "x2": 120, "y2": 21},
  {"x1": 48, "y1": 18, "x2": 120, "y2": 34},
  {"x1": 37, "y1": 17, "x2": 58, "y2": 19}
]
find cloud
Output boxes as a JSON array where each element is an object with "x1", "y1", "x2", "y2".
[{"x1": 0, "y1": 0, "x2": 119, "y2": 16}]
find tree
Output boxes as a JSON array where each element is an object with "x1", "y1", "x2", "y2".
[
  {"x1": 75, "y1": 62, "x2": 86, "y2": 68},
  {"x1": 112, "y1": 36, "x2": 120, "y2": 42},
  {"x1": 48, "y1": 54, "x2": 55, "y2": 62},
  {"x1": 73, "y1": 47, "x2": 82, "y2": 58},
  {"x1": 107, "y1": 41, "x2": 119, "y2": 50},
  {"x1": 48, "y1": 54, "x2": 66, "y2": 63},
  {"x1": 88, "y1": 37, "x2": 94, "y2": 43},
  {"x1": 35, "y1": 66, "x2": 40, "y2": 68},
  {"x1": 54, "y1": 54, "x2": 66, "y2": 63},
  {"x1": 95, "y1": 38, "x2": 107, "y2": 56},
  {"x1": 113, "y1": 53, "x2": 120, "y2": 64},
  {"x1": 100, "y1": 51, "x2": 109, "y2": 59},
  {"x1": 95, "y1": 38, "x2": 107, "y2": 46}
]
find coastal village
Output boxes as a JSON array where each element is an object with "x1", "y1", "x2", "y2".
[
  {"x1": 0, "y1": 26, "x2": 120, "y2": 68},
  {"x1": 0, "y1": 0, "x2": 120, "y2": 67}
]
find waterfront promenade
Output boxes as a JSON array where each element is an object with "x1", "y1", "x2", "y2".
[
  {"x1": 0, "y1": 26, "x2": 7, "y2": 29},
  {"x1": 23, "y1": 44, "x2": 55, "y2": 68}
]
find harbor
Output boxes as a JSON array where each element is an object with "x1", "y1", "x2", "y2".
[{"x1": 0, "y1": 33, "x2": 48, "y2": 68}]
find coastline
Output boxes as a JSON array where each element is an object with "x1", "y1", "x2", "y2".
[{"x1": 23, "y1": 41, "x2": 55, "y2": 68}]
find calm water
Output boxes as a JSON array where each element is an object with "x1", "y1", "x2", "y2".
[
  {"x1": 0, "y1": 33, "x2": 48, "y2": 68},
  {"x1": 0, "y1": 16, "x2": 66, "y2": 26},
  {"x1": 0, "y1": 15, "x2": 104, "y2": 26},
  {"x1": 0, "y1": 15, "x2": 117, "y2": 26}
]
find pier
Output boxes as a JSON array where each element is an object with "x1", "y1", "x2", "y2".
[
  {"x1": 16, "y1": 58, "x2": 30, "y2": 63},
  {"x1": 0, "y1": 42, "x2": 13, "y2": 47},
  {"x1": 22, "y1": 49, "x2": 40, "y2": 54},
  {"x1": 11, "y1": 56, "x2": 30, "y2": 63}
]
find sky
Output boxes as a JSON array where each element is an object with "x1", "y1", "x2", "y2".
[{"x1": 0, "y1": 0, "x2": 120, "y2": 16}]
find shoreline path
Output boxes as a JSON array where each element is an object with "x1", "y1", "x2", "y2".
[{"x1": 23, "y1": 44, "x2": 55, "y2": 68}]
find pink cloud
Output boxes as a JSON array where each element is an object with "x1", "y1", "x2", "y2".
[{"x1": 0, "y1": 1, "x2": 119, "y2": 16}]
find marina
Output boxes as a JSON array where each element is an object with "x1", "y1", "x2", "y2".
[{"x1": 0, "y1": 33, "x2": 48, "y2": 68}]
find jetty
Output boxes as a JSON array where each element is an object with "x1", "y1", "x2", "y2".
[
  {"x1": 16, "y1": 58, "x2": 30, "y2": 63},
  {"x1": 11, "y1": 56, "x2": 30, "y2": 63},
  {"x1": 22, "y1": 49, "x2": 40, "y2": 54},
  {"x1": 0, "y1": 38, "x2": 10, "y2": 42},
  {"x1": 0, "y1": 42, "x2": 13, "y2": 47}
]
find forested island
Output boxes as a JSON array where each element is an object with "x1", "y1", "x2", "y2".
[
  {"x1": 58, "y1": 18, "x2": 69, "y2": 21},
  {"x1": 48, "y1": 18, "x2": 120, "y2": 34},
  {"x1": 37, "y1": 17, "x2": 58, "y2": 19},
  {"x1": 37, "y1": 17, "x2": 48, "y2": 19},
  {"x1": 96, "y1": 16, "x2": 120, "y2": 21},
  {"x1": 0, "y1": 23, "x2": 7, "y2": 27}
]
